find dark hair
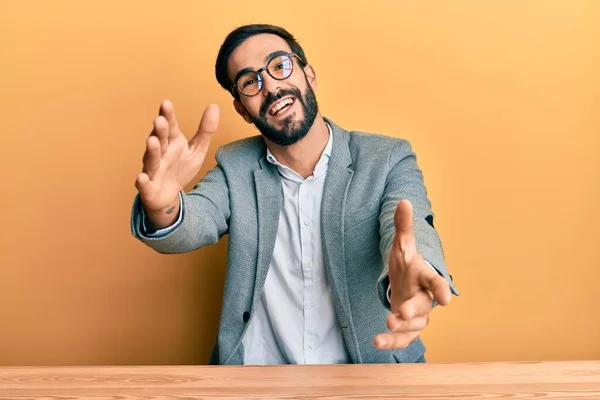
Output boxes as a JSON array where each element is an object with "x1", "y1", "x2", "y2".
[{"x1": 215, "y1": 24, "x2": 308, "y2": 98}]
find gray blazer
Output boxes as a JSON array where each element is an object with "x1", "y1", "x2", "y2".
[{"x1": 130, "y1": 117, "x2": 457, "y2": 364}]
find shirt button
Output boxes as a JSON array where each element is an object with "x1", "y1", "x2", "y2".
[
  {"x1": 306, "y1": 261, "x2": 313, "y2": 268},
  {"x1": 309, "y1": 301, "x2": 314, "y2": 307},
  {"x1": 303, "y1": 220, "x2": 310, "y2": 226},
  {"x1": 309, "y1": 344, "x2": 314, "y2": 350}
]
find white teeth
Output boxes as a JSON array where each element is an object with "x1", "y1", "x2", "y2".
[{"x1": 270, "y1": 98, "x2": 293, "y2": 115}]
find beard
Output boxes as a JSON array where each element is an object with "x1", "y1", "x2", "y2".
[{"x1": 250, "y1": 82, "x2": 319, "y2": 147}]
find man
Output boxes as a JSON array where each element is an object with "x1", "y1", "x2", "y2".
[{"x1": 131, "y1": 24, "x2": 459, "y2": 365}]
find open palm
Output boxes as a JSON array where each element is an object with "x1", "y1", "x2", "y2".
[{"x1": 135, "y1": 100, "x2": 220, "y2": 212}]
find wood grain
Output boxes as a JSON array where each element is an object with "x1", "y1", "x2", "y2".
[{"x1": 0, "y1": 361, "x2": 598, "y2": 399}]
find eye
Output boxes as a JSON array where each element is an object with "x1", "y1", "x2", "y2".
[
  {"x1": 274, "y1": 63, "x2": 284, "y2": 70},
  {"x1": 242, "y1": 78, "x2": 256, "y2": 88}
]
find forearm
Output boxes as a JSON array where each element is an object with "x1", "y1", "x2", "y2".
[{"x1": 376, "y1": 139, "x2": 458, "y2": 307}]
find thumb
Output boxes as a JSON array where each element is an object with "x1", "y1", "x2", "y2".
[
  {"x1": 394, "y1": 199, "x2": 414, "y2": 237},
  {"x1": 190, "y1": 104, "x2": 220, "y2": 153},
  {"x1": 394, "y1": 200, "x2": 416, "y2": 260}
]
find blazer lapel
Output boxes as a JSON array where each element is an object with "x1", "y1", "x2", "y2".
[
  {"x1": 252, "y1": 157, "x2": 283, "y2": 309},
  {"x1": 321, "y1": 119, "x2": 361, "y2": 362}
]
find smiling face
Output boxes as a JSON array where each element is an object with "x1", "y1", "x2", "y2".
[{"x1": 227, "y1": 34, "x2": 319, "y2": 146}]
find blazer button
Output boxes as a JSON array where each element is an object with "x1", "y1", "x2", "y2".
[{"x1": 243, "y1": 311, "x2": 250, "y2": 323}]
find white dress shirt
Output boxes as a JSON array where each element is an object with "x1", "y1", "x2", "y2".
[{"x1": 241, "y1": 124, "x2": 350, "y2": 364}]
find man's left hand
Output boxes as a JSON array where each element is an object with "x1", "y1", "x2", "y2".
[{"x1": 374, "y1": 199, "x2": 452, "y2": 350}]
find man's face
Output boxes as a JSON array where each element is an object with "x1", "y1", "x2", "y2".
[{"x1": 227, "y1": 34, "x2": 318, "y2": 146}]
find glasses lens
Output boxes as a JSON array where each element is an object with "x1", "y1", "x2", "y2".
[
  {"x1": 238, "y1": 72, "x2": 261, "y2": 96},
  {"x1": 268, "y1": 55, "x2": 293, "y2": 80}
]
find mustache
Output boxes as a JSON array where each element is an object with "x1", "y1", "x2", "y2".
[{"x1": 260, "y1": 88, "x2": 302, "y2": 117}]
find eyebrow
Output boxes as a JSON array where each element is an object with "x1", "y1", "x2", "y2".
[
  {"x1": 264, "y1": 50, "x2": 288, "y2": 63},
  {"x1": 232, "y1": 50, "x2": 290, "y2": 85}
]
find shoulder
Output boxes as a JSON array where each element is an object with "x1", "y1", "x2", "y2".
[
  {"x1": 344, "y1": 129, "x2": 415, "y2": 166},
  {"x1": 215, "y1": 135, "x2": 266, "y2": 167}
]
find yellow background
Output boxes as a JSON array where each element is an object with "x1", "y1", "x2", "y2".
[{"x1": 1, "y1": 0, "x2": 598, "y2": 365}]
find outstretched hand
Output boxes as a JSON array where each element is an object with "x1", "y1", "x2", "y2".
[
  {"x1": 374, "y1": 200, "x2": 452, "y2": 350},
  {"x1": 135, "y1": 100, "x2": 220, "y2": 229}
]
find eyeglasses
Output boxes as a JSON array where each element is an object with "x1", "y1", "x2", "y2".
[{"x1": 232, "y1": 52, "x2": 305, "y2": 97}]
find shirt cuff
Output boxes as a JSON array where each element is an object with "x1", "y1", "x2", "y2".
[{"x1": 141, "y1": 192, "x2": 183, "y2": 237}]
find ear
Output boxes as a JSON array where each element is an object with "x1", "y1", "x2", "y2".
[
  {"x1": 233, "y1": 99, "x2": 253, "y2": 124},
  {"x1": 304, "y1": 64, "x2": 317, "y2": 91}
]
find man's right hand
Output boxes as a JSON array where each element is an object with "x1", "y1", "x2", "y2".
[{"x1": 135, "y1": 100, "x2": 220, "y2": 230}]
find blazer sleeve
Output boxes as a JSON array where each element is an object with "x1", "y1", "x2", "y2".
[
  {"x1": 130, "y1": 147, "x2": 230, "y2": 254},
  {"x1": 376, "y1": 139, "x2": 458, "y2": 309}
]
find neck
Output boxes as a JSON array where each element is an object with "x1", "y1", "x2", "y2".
[{"x1": 264, "y1": 113, "x2": 330, "y2": 179}]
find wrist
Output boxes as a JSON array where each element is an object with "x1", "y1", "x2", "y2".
[{"x1": 143, "y1": 196, "x2": 180, "y2": 231}]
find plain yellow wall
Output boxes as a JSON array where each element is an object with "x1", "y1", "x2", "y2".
[{"x1": 1, "y1": 0, "x2": 598, "y2": 365}]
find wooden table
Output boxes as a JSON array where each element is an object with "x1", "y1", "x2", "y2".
[{"x1": 0, "y1": 361, "x2": 599, "y2": 399}]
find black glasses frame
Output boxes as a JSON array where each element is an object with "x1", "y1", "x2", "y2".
[{"x1": 231, "y1": 52, "x2": 305, "y2": 97}]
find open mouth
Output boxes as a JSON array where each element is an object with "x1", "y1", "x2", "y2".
[{"x1": 268, "y1": 97, "x2": 296, "y2": 117}]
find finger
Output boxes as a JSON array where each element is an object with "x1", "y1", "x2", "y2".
[
  {"x1": 394, "y1": 199, "x2": 416, "y2": 262},
  {"x1": 387, "y1": 313, "x2": 429, "y2": 332},
  {"x1": 135, "y1": 172, "x2": 154, "y2": 201},
  {"x1": 397, "y1": 290, "x2": 433, "y2": 320},
  {"x1": 152, "y1": 115, "x2": 169, "y2": 155},
  {"x1": 189, "y1": 104, "x2": 220, "y2": 153},
  {"x1": 419, "y1": 271, "x2": 452, "y2": 306},
  {"x1": 374, "y1": 331, "x2": 420, "y2": 350},
  {"x1": 142, "y1": 135, "x2": 161, "y2": 179},
  {"x1": 159, "y1": 99, "x2": 181, "y2": 141}
]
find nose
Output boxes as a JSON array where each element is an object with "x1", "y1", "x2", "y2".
[{"x1": 260, "y1": 72, "x2": 280, "y2": 97}]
